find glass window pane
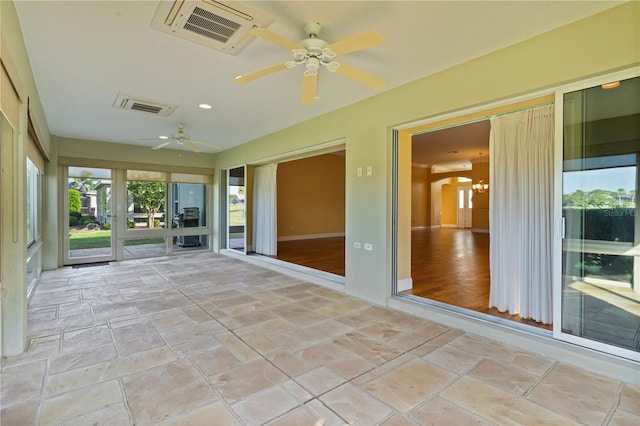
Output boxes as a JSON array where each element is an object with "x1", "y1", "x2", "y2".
[
  {"x1": 126, "y1": 180, "x2": 168, "y2": 230},
  {"x1": 561, "y1": 75, "x2": 639, "y2": 354}
]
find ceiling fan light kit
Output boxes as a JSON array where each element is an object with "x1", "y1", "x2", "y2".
[
  {"x1": 145, "y1": 122, "x2": 220, "y2": 153},
  {"x1": 235, "y1": 22, "x2": 386, "y2": 104}
]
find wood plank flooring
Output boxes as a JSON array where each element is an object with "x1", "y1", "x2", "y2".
[
  {"x1": 275, "y1": 229, "x2": 551, "y2": 330},
  {"x1": 276, "y1": 237, "x2": 346, "y2": 276}
]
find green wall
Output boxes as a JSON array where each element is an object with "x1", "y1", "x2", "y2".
[{"x1": 212, "y1": 2, "x2": 639, "y2": 303}]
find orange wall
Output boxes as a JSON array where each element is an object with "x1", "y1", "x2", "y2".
[
  {"x1": 411, "y1": 166, "x2": 429, "y2": 227},
  {"x1": 412, "y1": 160, "x2": 490, "y2": 230},
  {"x1": 277, "y1": 152, "x2": 345, "y2": 239},
  {"x1": 441, "y1": 182, "x2": 457, "y2": 224}
]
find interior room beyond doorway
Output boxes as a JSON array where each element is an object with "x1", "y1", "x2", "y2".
[{"x1": 407, "y1": 118, "x2": 551, "y2": 330}]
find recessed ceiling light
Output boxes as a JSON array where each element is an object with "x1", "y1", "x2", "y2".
[
  {"x1": 601, "y1": 81, "x2": 620, "y2": 89},
  {"x1": 159, "y1": 135, "x2": 169, "y2": 140},
  {"x1": 448, "y1": 150, "x2": 459, "y2": 154},
  {"x1": 198, "y1": 103, "x2": 213, "y2": 109}
]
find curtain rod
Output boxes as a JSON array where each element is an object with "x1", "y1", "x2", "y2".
[{"x1": 413, "y1": 101, "x2": 555, "y2": 135}]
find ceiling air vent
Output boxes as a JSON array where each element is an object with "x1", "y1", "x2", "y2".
[
  {"x1": 150, "y1": 0, "x2": 274, "y2": 55},
  {"x1": 112, "y1": 93, "x2": 178, "y2": 117}
]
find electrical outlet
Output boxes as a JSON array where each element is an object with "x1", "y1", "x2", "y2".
[
  {"x1": 364, "y1": 243, "x2": 373, "y2": 251},
  {"x1": 357, "y1": 167, "x2": 363, "y2": 177},
  {"x1": 354, "y1": 242, "x2": 361, "y2": 249},
  {"x1": 366, "y1": 166, "x2": 372, "y2": 176}
]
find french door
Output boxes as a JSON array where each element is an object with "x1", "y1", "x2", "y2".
[
  {"x1": 227, "y1": 166, "x2": 247, "y2": 254},
  {"x1": 555, "y1": 71, "x2": 639, "y2": 360},
  {"x1": 457, "y1": 186, "x2": 472, "y2": 228},
  {"x1": 64, "y1": 166, "x2": 116, "y2": 264}
]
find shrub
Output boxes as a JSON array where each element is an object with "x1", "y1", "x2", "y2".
[
  {"x1": 68, "y1": 189, "x2": 81, "y2": 213},
  {"x1": 81, "y1": 215, "x2": 97, "y2": 225},
  {"x1": 127, "y1": 220, "x2": 136, "y2": 229},
  {"x1": 101, "y1": 223, "x2": 111, "y2": 230},
  {"x1": 69, "y1": 211, "x2": 82, "y2": 226},
  {"x1": 153, "y1": 219, "x2": 161, "y2": 228}
]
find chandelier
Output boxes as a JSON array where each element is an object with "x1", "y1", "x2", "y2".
[{"x1": 472, "y1": 179, "x2": 489, "y2": 194}]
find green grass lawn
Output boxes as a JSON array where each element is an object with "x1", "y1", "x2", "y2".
[
  {"x1": 229, "y1": 203, "x2": 245, "y2": 226},
  {"x1": 68, "y1": 230, "x2": 164, "y2": 250}
]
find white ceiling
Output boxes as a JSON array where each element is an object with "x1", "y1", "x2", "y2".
[{"x1": 14, "y1": 1, "x2": 623, "y2": 154}]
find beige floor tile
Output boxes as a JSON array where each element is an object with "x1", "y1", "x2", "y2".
[
  {"x1": 2, "y1": 335, "x2": 60, "y2": 368},
  {"x1": 441, "y1": 376, "x2": 576, "y2": 425},
  {"x1": 122, "y1": 359, "x2": 218, "y2": 425},
  {"x1": 49, "y1": 342, "x2": 117, "y2": 374},
  {"x1": 469, "y1": 359, "x2": 539, "y2": 395},
  {"x1": 296, "y1": 366, "x2": 346, "y2": 395},
  {"x1": 608, "y1": 408, "x2": 640, "y2": 426},
  {"x1": 424, "y1": 343, "x2": 484, "y2": 374},
  {"x1": 268, "y1": 351, "x2": 314, "y2": 377},
  {"x1": 619, "y1": 384, "x2": 640, "y2": 415},
  {"x1": 160, "y1": 402, "x2": 241, "y2": 425},
  {"x1": 294, "y1": 341, "x2": 357, "y2": 368},
  {"x1": 281, "y1": 379, "x2": 313, "y2": 403},
  {"x1": 528, "y1": 363, "x2": 620, "y2": 424},
  {"x1": 211, "y1": 359, "x2": 288, "y2": 403},
  {"x1": 0, "y1": 360, "x2": 46, "y2": 408},
  {"x1": 0, "y1": 397, "x2": 40, "y2": 425},
  {"x1": 231, "y1": 385, "x2": 300, "y2": 425},
  {"x1": 409, "y1": 396, "x2": 492, "y2": 425},
  {"x1": 333, "y1": 331, "x2": 404, "y2": 366},
  {"x1": 363, "y1": 358, "x2": 456, "y2": 413},
  {"x1": 150, "y1": 311, "x2": 196, "y2": 331},
  {"x1": 268, "y1": 406, "x2": 323, "y2": 426},
  {"x1": 320, "y1": 382, "x2": 394, "y2": 425},
  {"x1": 158, "y1": 320, "x2": 226, "y2": 347},
  {"x1": 511, "y1": 352, "x2": 554, "y2": 376},
  {"x1": 192, "y1": 347, "x2": 242, "y2": 376},
  {"x1": 302, "y1": 399, "x2": 350, "y2": 426},
  {"x1": 39, "y1": 379, "x2": 123, "y2": 425},
  {"x1": 59, "y1": 402, "x2": 131, "y2": 425},
  {"x1": 381, "y1": 413, "x2": 419, "y2": 425},
  {"x1": 215, "y1": 331, "x2": 262, "y2": 362},
  {"x1": 62, "y1": 324, "x2": 113, "y2": 353},
  {"x1": 111, "y1": 322, "x2": 165, "y2": 356},
  {"x1": 234, "y1": 327, "x2": 282, "y2": 355}
]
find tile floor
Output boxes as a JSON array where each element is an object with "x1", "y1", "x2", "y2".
[{"x1": 1, "y1": 252, "x2": 638, "y2": 425}]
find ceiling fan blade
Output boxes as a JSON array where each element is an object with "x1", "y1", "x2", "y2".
[
  {"x1": 301, "y1": 72, "x2": 318, "y2": 104},
  {"x1": 333, "y1": 62, "x2": 386, "y2": 91},
  {"x1": 189, "y1": 139, "x2": 221, "y2": 150},
  {"x1": 323, "y1": 30, "x2": 384, "y2": 56},
  {"x1": 184, "y1": 141, "x2": 202, "y2": 153},
  {"x1": 250, "y1": 27, "x2": 303, "y2": 51},
  {"x1": 235, "y1": 62, "x2": 289, "y2": 84},
  {"x1": 152, "y1": 141, "x2": 171, "y2": 150}
]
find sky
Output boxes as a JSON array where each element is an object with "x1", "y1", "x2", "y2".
[{"x1": 563, "y1": 166, "x2": 636, "y2": 194}]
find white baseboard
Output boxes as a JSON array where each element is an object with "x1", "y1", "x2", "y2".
[
  {"x1": 397, "y1": 277, "x2": 413, "y2": 291},
  {"x1": 471, "y1": 228, "x2": 489, "y2": 233},
  {"x1": 441, "y1": 224, "x2": 457, "y2": 228},
  {"x1": 278, "y1": 232, "x2": 345, "y2": 242}
]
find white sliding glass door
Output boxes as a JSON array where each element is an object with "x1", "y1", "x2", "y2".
[{"x1": 555, "y1": 71, "x2": 639, "y2": 360}]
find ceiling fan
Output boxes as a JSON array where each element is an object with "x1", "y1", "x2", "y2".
[
  {"x1": 143, "y1": 123, "x2": 220, "y2": 153},
  {"x1": 234, "y1": 22, "x2": 386, "y2": 104}
]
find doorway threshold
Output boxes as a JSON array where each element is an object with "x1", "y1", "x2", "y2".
[
  {"x1": 220, "y1": 249, "x2": 345, "y2": 293},
  {"x1": 396, "y1": 292, "x2": 552, "y2": 338}
]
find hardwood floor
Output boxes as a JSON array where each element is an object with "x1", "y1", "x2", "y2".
[
  {"x1": 404, "y1": 227, "x2": 551, "y2": 330},
  {"x1": 276, "y1": 237, "x2": 346, "y2": 276},
  {"x1": 275, "y1": 229, "x2": 551, "y2": 330}
]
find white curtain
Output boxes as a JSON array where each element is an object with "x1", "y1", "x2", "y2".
[
  {"x1": 253, "y1": 163, "x2": 278, "y2": 255},
  {"x1": 489, "y1": 104, "x2": 554, "y2": 324}
]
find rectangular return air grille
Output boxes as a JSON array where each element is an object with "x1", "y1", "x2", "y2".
[
  {"x1": 150, "y1": 1, "x2": 274, "y2": 55},
  {"x1": 184, "y1": 6, "x2": 242, "y2": 43},
  {"x1": 112, "y1": 94, "x2": 178, "y2": 117}
]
